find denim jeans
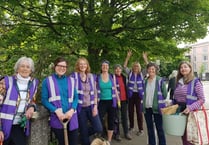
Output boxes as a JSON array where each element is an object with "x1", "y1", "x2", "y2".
[
  {"x1": 78, "y1": 106, "x2": 103, "y2": 145},
  {"x1": 144, "y1": 108, "x2": 166, "y2": 145}
]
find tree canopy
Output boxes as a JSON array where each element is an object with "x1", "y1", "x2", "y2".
[{"x1": 0, "y1": 0, "x2": 209, "y2": 79}]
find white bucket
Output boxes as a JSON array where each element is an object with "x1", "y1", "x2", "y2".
[{"x1": 162, "y1": 114, "x2": 187, "y2": 136}]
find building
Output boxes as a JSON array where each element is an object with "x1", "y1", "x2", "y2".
[{"x1": 186, "y1": 41, "x2": 209, "y2": 80}]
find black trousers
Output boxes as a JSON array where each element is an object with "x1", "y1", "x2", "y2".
[
  {"x1": 4, "y1": 125, "x2": 27, "y2": 145},
  {"x1": 51, "y1": 127, "x2": 78, "y2": 145}
]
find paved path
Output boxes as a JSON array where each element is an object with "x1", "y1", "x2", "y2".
[{"x1": 110, "y1": 81, "x2": 209, "y2": 145}]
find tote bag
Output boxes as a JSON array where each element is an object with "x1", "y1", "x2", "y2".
[{"x1": 187, "y1": 107, "x2": 209, "y2": 145}]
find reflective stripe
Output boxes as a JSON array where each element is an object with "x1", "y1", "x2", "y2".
[
  {"x1": 158, "y1": 100, "x2": 165, "y2": 104},
  {"x1": 0, "y1": 113, "x2": 13, "y2": 120},
  {"x1": 129, "y1": 81, "x2": 135, "y2": 84},
  {"x1": 68, "y1": 97, "x2": 73, "y2": 103},
  {"x1": 49, "y1": 96, "x2": 61, "y2": 102},
  {"x1": 112, "y1": 94, "x2": 116, "y2": 98},
  {"x1": 74, "y1": 72, "x2": 79, "y2": 90},
  {"x1": 77, "y1": 90, "x2": 84, "y2": 95},
  {"x1": 78, "y1": 99, "x2": 83, "y2": 104},
  {"x1": 187, "y1": 95, "x2": 197, "y2": 100},
  {"x1": 48, "y1": 76, "x2": 56, "y2": 97},
  {"x1": 3, "y1": 100, "x2": 16, "y2": 106},
  {"x1": 90, "y1": 100, "x2": 94, "y2": 105},
  {"x1": 136, "y1": 80, "x2": 142, "y2": 83},
  {"x1": 4, "y1": 77, "x2": 15, "y2": 106}
]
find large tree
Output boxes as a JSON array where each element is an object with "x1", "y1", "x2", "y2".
[{"x1": 0, "y1": 0, "x2": 208, "y2": 77}]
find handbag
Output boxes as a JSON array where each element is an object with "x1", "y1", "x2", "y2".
[{"x1": 187, "y1": 106, "x2": 209, "y2": 145}]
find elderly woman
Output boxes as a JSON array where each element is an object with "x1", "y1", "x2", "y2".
[
  {"x1": 70, "y1": 57, "x2": 102, "y2": 145},
  {"x1": 41, "y1": 57, "x2": 79, "y2": 145},
  {"x1": 173, "y1": 61, "x2": 205, "y2": 145},
  {"x1": 0, "y1": 56, "x2": 39, "y2": 145},
  {"x1": 143, "y1": 62, "x2": 167, "y2": 145}
]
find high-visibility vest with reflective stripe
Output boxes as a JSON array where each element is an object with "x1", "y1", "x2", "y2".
[
  {"x1": 157, "y1": 78, "x2": 166, "y2": 112},
  {"x1": 71, "y1": 72, "x2": 95, "y2": 113},
  {"x1": 0, "y1": 76, "x2": 38, "y2": 139},
  {"x1": 127, "y1": 72, "x2": 144, "y2": 99},
  {"x1": 46, "y1": 74, "x2": 78, "y2": 130},
  {"x1": 97, "y1": 74, "x2": 117, "y2": 108},
  {"x1": 186, "y1": 78, "x2": 199, "y2": 104}
]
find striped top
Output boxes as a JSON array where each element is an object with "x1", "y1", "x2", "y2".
[{"x1": 174, "y1": 78, "x2": 205, "y2": 111}]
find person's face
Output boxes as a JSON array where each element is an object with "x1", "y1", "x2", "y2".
[
  {"x1": 101, "y1": 63, "x2": 109, "y2": 72},
  {"x1": 133, "y1": 64, "x2": 140, "y2": 73},
  {"x1": 17, "y1": 61, "x2": 32, "y2": 78},
  {"x1": 115, "y1": 67, "x2": 122, "y2": 76},
  {"x1": 180, "y1": 63, "x2": 191, "y2": 77},
  {"x1": 79, "y1": 60, "x2": 88, "y2": 73},
  {"x1": 55, "y1": 61, "x2": 67, "y2": 76},
  {"x1": 147, "y1": 66, "x2": 156, "y2": 77}
]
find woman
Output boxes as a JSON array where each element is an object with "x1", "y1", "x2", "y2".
[
  {"x1": 173, "y1": 61, "x2": 205, "y2": 145},
  {"x1": 123, "y1": 50, "x2": 145, "y2": 135},
  {"x1": 70, "y1": 57, "x2": 102, "y2": 145},
  {"x1": 143, "y1": 62, "x2": 167, "y2": 145},
  {"x1": 41, "y1": 57, "x2": 79, "y2": 145},
  {"x1": 113, "y1": 64, "x2": 132, "y2": 141},
  {"x1": 97, "y1": 60, "x2": 118, "y2": 144},
  {"x1": 0, "y1": 56, "x2": 39, "y2": 145}
]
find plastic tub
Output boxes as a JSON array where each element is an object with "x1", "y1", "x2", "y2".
[{"x1": 162, "y1": 114, "x2": 187, "y2": 136}]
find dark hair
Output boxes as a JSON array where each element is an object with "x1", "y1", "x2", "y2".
[
  {"x1": 146, "y1": 62, "x2": 159, "y2": 72},
  {"x1": 53, "y1": 57, "x2": 68, "y2": 69}
]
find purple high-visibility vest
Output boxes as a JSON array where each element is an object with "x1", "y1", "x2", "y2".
[
  {"x1": 176, "y1": 78, "x2": 199, "y2": 105},
  {"x1": 127, "y1": 72, "x2": 144, "y2": 99},
  {"x1": 0, "y1": 76, "x2": 38, "y2": 140},
  {"x1": 46, "y1": 74, "x2": 78, "y2": 130},
  {"x1": 157, "y1": 78, "x2": 166, "y2": 112},
  {"x1": 144, "y1": 77, "x2": 166, "y2": 114},
  {"x1": 71, "y1": 72, "x2": 96, "y2": 113},
  {"x1": 97, "y1": 74, "x2": 117, "y2": 108}
]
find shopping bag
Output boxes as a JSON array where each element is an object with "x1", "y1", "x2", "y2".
[{"x1": 187, "y1": 107, "x2": 209, "y2": 145}]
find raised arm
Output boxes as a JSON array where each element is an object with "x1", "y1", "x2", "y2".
[
  {"x1": 123, "y1": 50, "x2": 132, "y2": 68},
  {"x1": 142, "y1": 51, "x2": 149, "y2": 65}
]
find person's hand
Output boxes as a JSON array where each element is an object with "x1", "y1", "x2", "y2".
[
  {"x1": 55, "y1": 108, "x2": 65, "y2": 121},
  {"x1": 64, "y1": 109, "x2": 74, "y2": 120},
  {"x1": 127, "y1": 50, "x2": 132, "y2": 58},
  {"x1": 182, "y1": 107, "x2": 191, "y2": 114},
  {"x1": 92, "y1": 105, "x2": 98, "y2": 117},
  {"x1": 0, "y1": 80, "x2": 6, "y2": 95},
  {"x1": 117, "y1": 101, "x2": 121, "y2": 108},
  {"x1": 25, "y1": 107, "x2": 35, "y2": 119},
  {"x1": 0, "y1": 131, "x2": 4, "y2": 142}
]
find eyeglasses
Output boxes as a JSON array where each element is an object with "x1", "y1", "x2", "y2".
[{"x1": 56, "y1": 65, "x2": 67, "y2": 69}]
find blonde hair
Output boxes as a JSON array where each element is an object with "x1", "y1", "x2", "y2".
[
  {"x1": 131, "y1": 61, "x2": 141, "y2": 73},
  {"x1": 176, "y1": 61, "x2": 194, "y2": 84},
  {"x1": 74, "y1": 57, "x2": 91, "y2": 73}
]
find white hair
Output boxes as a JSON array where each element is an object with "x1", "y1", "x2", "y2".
[{"x1": 14, "y1": 56, "x2": 35, "y2": 73}]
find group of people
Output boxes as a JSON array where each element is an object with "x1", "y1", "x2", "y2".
[{"x1": 0, "y1": 50, "x2": 205, "y2": 145}]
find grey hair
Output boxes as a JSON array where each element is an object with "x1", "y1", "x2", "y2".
[{"x1": 14, "y1": 56, "x2": 35, "y2": 73}]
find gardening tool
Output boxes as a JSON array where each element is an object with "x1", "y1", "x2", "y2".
[{"x1": 62, "y1": 119, "x2": 69, "y2": 145}]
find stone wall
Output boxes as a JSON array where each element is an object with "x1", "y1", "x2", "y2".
[{"x1": 28, "y1": 105, "x2": 50, "y2": 145}]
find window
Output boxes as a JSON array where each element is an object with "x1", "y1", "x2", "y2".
[{"x1": 203, "y1": 55, "x2": 208, "y2": 61}]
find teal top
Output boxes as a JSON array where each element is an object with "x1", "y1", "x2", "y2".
[
  {"x1": 99, "y1": 79, "x2": 112, "y2": 100},
  {"x1": 41, "y1": 73, "x2": 78, "y2": 113}
]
